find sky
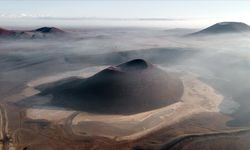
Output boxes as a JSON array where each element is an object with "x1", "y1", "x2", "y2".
[{"x1": 1, "y1": 0, "x2": 250, "y2": 28}]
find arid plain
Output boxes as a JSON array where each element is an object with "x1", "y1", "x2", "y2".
[{"x1": 1, "y1": 23, "x2": 250, "y2": 150}]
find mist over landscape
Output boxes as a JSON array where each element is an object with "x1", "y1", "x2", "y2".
[{"x1": 1, "y1": 1, "x2": 250, "y2": 150}]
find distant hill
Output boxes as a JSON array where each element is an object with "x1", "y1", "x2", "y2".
[
  {"x1": 0, "y1": 28, "x2": 16, "y2": 37},
  {"x1": 34, "y1": 27, "x2": 65, "y2": 34},
  {"x1": 189, "y1": 22, "x2": 250, "y2": 36},
  {"x1": 0, "y1": 27, "x2": 66, "y2": 39}
]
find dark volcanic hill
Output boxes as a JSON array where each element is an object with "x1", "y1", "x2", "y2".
[
  {"x1": 0, "y1": 27, "x2": 66, "y2": 39},
  {"x1": 34, "y1": 27, "x2": 65, "y2": 34},
  {"x1": 38, "y1": 59, "x2": 184, "y2": 114},
  {"x1": 0, "y1": 28, "x2": 16, "y2": 37},
  {"x1": 190, "y1": 22, "x2": 250, "y2": 36}
]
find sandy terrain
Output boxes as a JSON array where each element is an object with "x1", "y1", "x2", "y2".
[
  {"x1": 24, "y1": 66, "x2": 223, "y2": 141},
  {"x1": 70, "y1": 72, "x2": 223, "y2": 141},
  {"x1": 26, "y1": 108, "x2": 76, "y2": 123}
]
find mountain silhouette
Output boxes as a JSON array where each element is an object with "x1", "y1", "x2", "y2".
[
  {"x1": 34, "y1": 27, "x2": 65, "y2": 34},
  {"x1": 0, "y1": 27, "x2": 66, "y2": 39},
  {"x1": 190, "y1": 22, "x2": 250, "y2": 36}
]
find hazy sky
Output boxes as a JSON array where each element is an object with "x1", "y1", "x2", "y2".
[{"x1": 1, "y1": 0, "x2": 250, "y2": 28}]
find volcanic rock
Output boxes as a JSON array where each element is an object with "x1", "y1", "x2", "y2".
[{"x1": 39, "y1": 59, "x2": 184, "y2": 114}]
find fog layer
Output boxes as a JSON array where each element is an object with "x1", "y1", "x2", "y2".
[{"x1": 1, "y1": 26, "x2": 250, "y2": 126}]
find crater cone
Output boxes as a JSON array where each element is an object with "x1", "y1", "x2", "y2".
[{"x1": 39, "y1": 59, "x2": 184, "y2": 114}]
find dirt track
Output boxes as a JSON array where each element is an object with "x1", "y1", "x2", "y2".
[
  {"x1": 0, "y1": 104, "x2": 9, "y2": 150},
  {"x1": 162, "y1": 128, "x2": 250, "y2": 150}
]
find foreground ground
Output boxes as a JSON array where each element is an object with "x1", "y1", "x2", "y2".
[{"x1": 0, "y1": 65, "x2": 248, "y2": 150}]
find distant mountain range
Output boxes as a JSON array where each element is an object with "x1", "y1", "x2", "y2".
[
  {"x1": 189, "y1": 22, "x2": 250, "y2": 36},
  {"x1": 0, "y1": 27, "x2": 66, "y2": 39}
]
